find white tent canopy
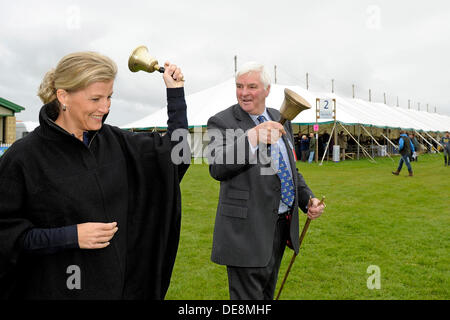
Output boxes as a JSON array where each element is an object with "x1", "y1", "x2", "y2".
[{"x1": 121, "y1": 78, "x2": 450, "y2": 132}]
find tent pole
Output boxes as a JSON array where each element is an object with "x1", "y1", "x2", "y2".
[
  {"x1": 423, "y1": 131, "x2": 443, "y2": 148},
  {"x1": 357, "y1": 125, "x2": 360, "y2": 160},
  {"x1": 381, "y1": 133, "x2": 398, "y2": 150},
  {"x1": 315, "y1": 99, "x2": 319, "y2": 163},
  {"x1": 370, "y1": 127, "x2": 374, "y2": 158},
  {"x1": 414, "y1": 130, "x2": 440, "y2": 153},
  {"x1": 274, "y1": 65, "x2": 277, "y2": 84},
  {"x1": 333, "y1": 100, "x2": 338, "y2": 160},
  {"x1": 319, "y1": 122, "x2": 336, "y2": 166},
  {"x1": 341, "y1": 123, "x2": 376, "y2": 162},
  {"x1": 360, "y1": 125, "x2": 394, "y2": 162}
]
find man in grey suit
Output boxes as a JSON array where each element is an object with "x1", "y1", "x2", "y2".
[{"x1": 207, "y1": 62, "x2": 324, "y2": 300}]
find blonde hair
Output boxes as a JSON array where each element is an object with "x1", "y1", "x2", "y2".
[{"x1": 38, "y1": 51, "x2": 117, "y2": 104}]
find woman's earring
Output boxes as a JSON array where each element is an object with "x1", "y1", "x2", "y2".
[{"x1": 62, "y1": 104, "x2": 67, "y2": 111}]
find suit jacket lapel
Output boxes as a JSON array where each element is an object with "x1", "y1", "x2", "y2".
[
  {"x1": 233, "y1": 104, "x2": 257, "y2": 131},
  {"x1": 266, "y1": 108, "x2": 280, "y2": 123}
]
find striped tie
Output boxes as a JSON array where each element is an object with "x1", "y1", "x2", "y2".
[{"x1": 257, "y1": 115, "x2": 294, "y2": 207}]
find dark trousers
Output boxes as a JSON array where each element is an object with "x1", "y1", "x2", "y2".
[
  {"x1": 226, "y1": 215, "x2": 289, "y2": 300},
  {"x1": 301, "y1": 150, "x2": 308, "y2": 162},
  {"x1": 397, "y1": 154, "x2": 412, "y2": 172}
]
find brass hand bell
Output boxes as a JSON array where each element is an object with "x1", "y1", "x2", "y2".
[{"x1": 128, "y1": 45, "x2": 165, "y2": 73}]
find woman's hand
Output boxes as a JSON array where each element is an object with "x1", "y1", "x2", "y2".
[
  {"x1": 77, "y1": 222, "x2": 118, "y2": 249},
  {"x1": 163, "y1": 61, "x2": 184, "y2": 88}
]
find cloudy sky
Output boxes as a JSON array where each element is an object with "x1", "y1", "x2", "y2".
[{"x1": 1, "y1": 0, "x2": 449, "y2": 126}]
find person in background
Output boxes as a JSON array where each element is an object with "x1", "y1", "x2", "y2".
[
  {"x1": 300, "y1": 134, "x2": 309, "y2": 162},
  {"x1": 308, "y1": 132, "x2": 316, "y2": 163},
  {"x1": 392, "y1": 131, "x2": 415, "y2": 177},
  {"x1": 440, "y1": 131, "x2": 450, "y2": 166},
  {"x1": 409, "y1": 133, "x2": 420, "y2": 162},
  {"x1": 338, "y1": 131, "x2": 348, "y2": 161}
]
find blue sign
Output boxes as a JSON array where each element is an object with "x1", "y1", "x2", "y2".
[{"x1": 0, "y1": 147, "x2": 8, "y2": 157}]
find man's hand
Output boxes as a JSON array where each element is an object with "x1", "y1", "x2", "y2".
[
  {"x1": 77, "y1": 222, "x2": 118, "y2": 249},
  {"x1": 307, "y1": 197, "x2": 325, "y2": 220},
  {"x1": 163, "y1": 61, "x2": 184, "y2": 88},
  {"x1": 248, "y1": 121, "x2": 286, "y2": 147}
]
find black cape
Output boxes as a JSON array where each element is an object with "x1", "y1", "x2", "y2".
[{"x1": 0, "y1": 94, "x2": 189, "y2": 299}]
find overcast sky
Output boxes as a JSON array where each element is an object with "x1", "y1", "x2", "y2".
[{"x1": 1, "y1": 0, "x2": 449, "y2": 126}]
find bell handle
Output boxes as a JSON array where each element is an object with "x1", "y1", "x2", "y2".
[
  {"x1": 156, "y1": 66, "x2": 165, "y2": 73},
  {"x1": 159, "y1": 65, "x2": 185, "y2": 82}
]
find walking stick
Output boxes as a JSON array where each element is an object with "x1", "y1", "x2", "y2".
[{"x1": 275, "y1": 196, "x2": 325, "y2": 300}]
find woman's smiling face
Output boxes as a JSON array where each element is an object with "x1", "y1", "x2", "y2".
[{"x1": 59, "y1": 80, "x2": 114, "y2": 133}]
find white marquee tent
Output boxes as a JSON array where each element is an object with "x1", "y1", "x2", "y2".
[
  {"x1": 122, "y1": 78, "x2": 450, "y2": 158},
  {"x1": 122, "y1": 78, "x2": 450, "y2": 133}
]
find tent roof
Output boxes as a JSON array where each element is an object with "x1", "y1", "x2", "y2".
[{"x1": 121, "y1": 78, "x2": 450, "y2": 132}]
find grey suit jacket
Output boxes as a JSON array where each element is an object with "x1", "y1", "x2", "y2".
[{"x1": 208, "y1": 104, "x2": 314, "y2": 267}]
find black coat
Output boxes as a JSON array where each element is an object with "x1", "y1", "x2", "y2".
[
  {"x1": 300, "y1": 138, "x2": 309, "y2": 152},
  {"x1": 0, "y1": 89, "x2": 189, "y2": 299}
]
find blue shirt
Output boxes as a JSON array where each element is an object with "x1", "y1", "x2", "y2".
[{"x1": 399, "y1": 134, "x2": 415, "y2": 153}]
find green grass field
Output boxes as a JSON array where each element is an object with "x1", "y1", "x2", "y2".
[{"x1": 165, "y1": 153, "x2": 449, "y2": 300}]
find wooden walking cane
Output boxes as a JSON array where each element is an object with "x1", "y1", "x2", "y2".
[{"x1": 275, "y1": 196, "x2": 325, "y2": 300}]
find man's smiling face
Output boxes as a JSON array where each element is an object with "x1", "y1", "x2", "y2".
[{"x1": 236, "y1": 71, "x2": 270, "y2": 115}]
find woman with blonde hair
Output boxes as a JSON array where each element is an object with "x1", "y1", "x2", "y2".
[{"x1": 0, "y1": 51, "x2": 190, "y2": 299}]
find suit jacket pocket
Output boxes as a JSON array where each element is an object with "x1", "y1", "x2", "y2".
[
  {"x1": 227, "y1": 189, "x2": 249, "y2": 200},
  {"x1": 219, "y1": 204, "x2": 248, "y2": 219}
]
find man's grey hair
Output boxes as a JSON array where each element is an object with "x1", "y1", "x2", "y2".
[{"x1": 235, "y1": 61, "x2": 271, "y2": 89}]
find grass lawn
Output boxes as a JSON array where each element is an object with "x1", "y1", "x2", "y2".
[{"x1": 165, "y1": 153, "x2": 449, "y2": 300}]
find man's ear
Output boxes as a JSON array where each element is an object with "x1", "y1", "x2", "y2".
[{"x1": 265, "y1": 84, "x2": 271, "y2": 97}]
